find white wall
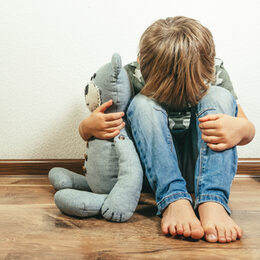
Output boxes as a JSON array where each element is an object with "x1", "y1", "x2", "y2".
[{"x1": 0, "y1": 0, "x2": 259, "y2": 159}]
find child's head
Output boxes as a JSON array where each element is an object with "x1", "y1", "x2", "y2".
[{"x1": 139, "y1": 16, "x2": 216, "y2": 110}]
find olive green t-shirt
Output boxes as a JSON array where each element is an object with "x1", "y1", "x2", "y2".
[{"x1": 124, "y1": 58, "x2": 238, "y2": 130}]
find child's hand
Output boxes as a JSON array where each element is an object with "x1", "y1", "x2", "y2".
[
  {"x1": 79, "y1": 100, "x2": 125, "y2": 140},
  {"x1": 198, "y1": 114, "x2": 246, "y2": 151}
]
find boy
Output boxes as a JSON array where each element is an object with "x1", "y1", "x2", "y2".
[{"x1": 79, "y1": 16, "x2": 255, "y2": 243}]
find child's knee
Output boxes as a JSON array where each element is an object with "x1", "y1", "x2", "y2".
[
  {"x1": 127, "y1": 94, "x2": 167, "y2": 122},
  {"x1": 198, "y1": 86, "x2": 237, "y2": 116}
]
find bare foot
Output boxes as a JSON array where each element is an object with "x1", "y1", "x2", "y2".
[
  {"x1": 198, "y1": 202, "x2": 243, "y2": 243},
  {"x1": 161, "y1": 199, "x2": 204, "y2": 239}
]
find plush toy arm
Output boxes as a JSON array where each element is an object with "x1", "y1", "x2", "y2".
[{"x1": 101, "y1": 126, "x2": 143, "y2": 222}]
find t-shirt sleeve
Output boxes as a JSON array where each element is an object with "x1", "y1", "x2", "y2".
[
  {"x1": 124, "y1": 62, "x2": 145, "y2": 95},
  {"x1": 213, "y1": 58, "x2": 238, "y2": 100}
]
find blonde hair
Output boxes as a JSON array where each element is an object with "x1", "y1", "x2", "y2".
[{"x1": 139, "y1": 16, "x2": 216, "y2": 110}]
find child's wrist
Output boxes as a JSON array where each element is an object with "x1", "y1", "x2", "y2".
[
  {"x1": 79, "y1": 119, "x2": 93, "y2": 141},
  {"x1": 237, "y1": 118, "x2": 255, "y2": 145}
]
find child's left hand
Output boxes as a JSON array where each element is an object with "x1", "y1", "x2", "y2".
[{"x1": 198, "y1": 114, "x2": 248, "y2": 151}]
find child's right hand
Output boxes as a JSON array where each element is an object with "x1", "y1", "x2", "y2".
[{"x1": 79, "y1": 100, "x2": 125, "y2": 141}]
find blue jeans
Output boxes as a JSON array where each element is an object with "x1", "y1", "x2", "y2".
[{"x1": 127, "y1": 86, "x2": 238, "y2": 215}]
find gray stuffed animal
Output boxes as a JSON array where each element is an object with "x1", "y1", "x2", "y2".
[{"x1": 49, "y1": 53, "x2": 143, "y2": 222}]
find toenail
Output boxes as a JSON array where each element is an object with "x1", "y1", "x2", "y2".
[{"x1": 207, "y1": 234, "x2": 217, "y2": 240}]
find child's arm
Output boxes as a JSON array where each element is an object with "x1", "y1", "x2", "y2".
[
  {"x1": 79, "y1": 100, "x2": 125, "y2": 141},
  {"x1": 198, "y1": 105, "x2": 255, "y2": 151}
]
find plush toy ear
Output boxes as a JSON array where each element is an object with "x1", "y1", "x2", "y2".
[{"x1": 111, "y1": 53, "x2": 122, "y2": 79}]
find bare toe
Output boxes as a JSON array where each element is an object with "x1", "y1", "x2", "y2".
[
  {"x1": 231, "y1": 228, "x2": 237, "y2": 241},
  {"x1": 217, "y1": 226, "x2": 227, "y2": 243},
  {"x1": 183, "y1": 224, "x2": 191, "y2": 237},
  {"x1": 169, "y1": 224, "x2": 177, "y2": 236},
  {"x1": 176, "y1": 223, "x2": 184, "y2": 235},
  {"x1": 190, "y1": 223, "x2": 204, "y2": 240},
  {"x1": 226, "y1": 229, "x2": 232, "y2": 243},
  {"x1": 204, "y1": 225, "x2": 218, "y2": 243},
  {"x1": 161, "y1": 223, "x2": 169, "y2": 235},
  {"x1": 236, "y1": 226, "x2": 243, "y2": 239}
]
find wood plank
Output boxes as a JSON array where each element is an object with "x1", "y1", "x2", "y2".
[
  {"x1": 0, "y1": 176, "x2": 260, "y2": 259},
  {"x1": 0, "y1": 186, "x2": 55, "y2": 205},
  {"x1": 0, "y1": 206, "x2": 259, "y2": 259},
  {"x1": 0, "y1": 176, "x2": 51, "y2": 186}
]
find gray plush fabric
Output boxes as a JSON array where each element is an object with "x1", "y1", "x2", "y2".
[
  {"x1": 49, "y1": 167, "x2": 91, "y2": 191},
  {"x1": 101, "y1": 127, "x2": 144, "y2": 222},
  {"x1": 54, "y1": 189, "x2": 107, "y2": 218},
  {"x1": 49, "y1": 53, "x2": 143, "y2": 222}
]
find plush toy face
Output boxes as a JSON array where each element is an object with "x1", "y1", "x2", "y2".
[
  {"x1": 84, "y1": 78, "x2": 101, "y2": 112},
  {"x1": 84, "y1": 53, "x2": 133, "y2": 114}
]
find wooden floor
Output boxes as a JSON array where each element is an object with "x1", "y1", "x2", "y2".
[{"x1": 0, "y1": 175, "x2": 259, "y2": 260}]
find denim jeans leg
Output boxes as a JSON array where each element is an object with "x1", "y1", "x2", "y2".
[
  {"x1": 194, "y1": 86, "x2": 238, "y2": 214},
  {"x1": 127, "y1": 94, "x2": 192, "y2": 215}
]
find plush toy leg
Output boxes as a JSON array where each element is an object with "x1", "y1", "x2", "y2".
[
  {"x1": 101, "y1": 127, "x2": 143, "y2": 222},
  {"x1": 54, "y1": 189, "x2": 107, "y2": 218},
  {"x1": 48, "y1": 167, "x2": 91, "y2": 191}
]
